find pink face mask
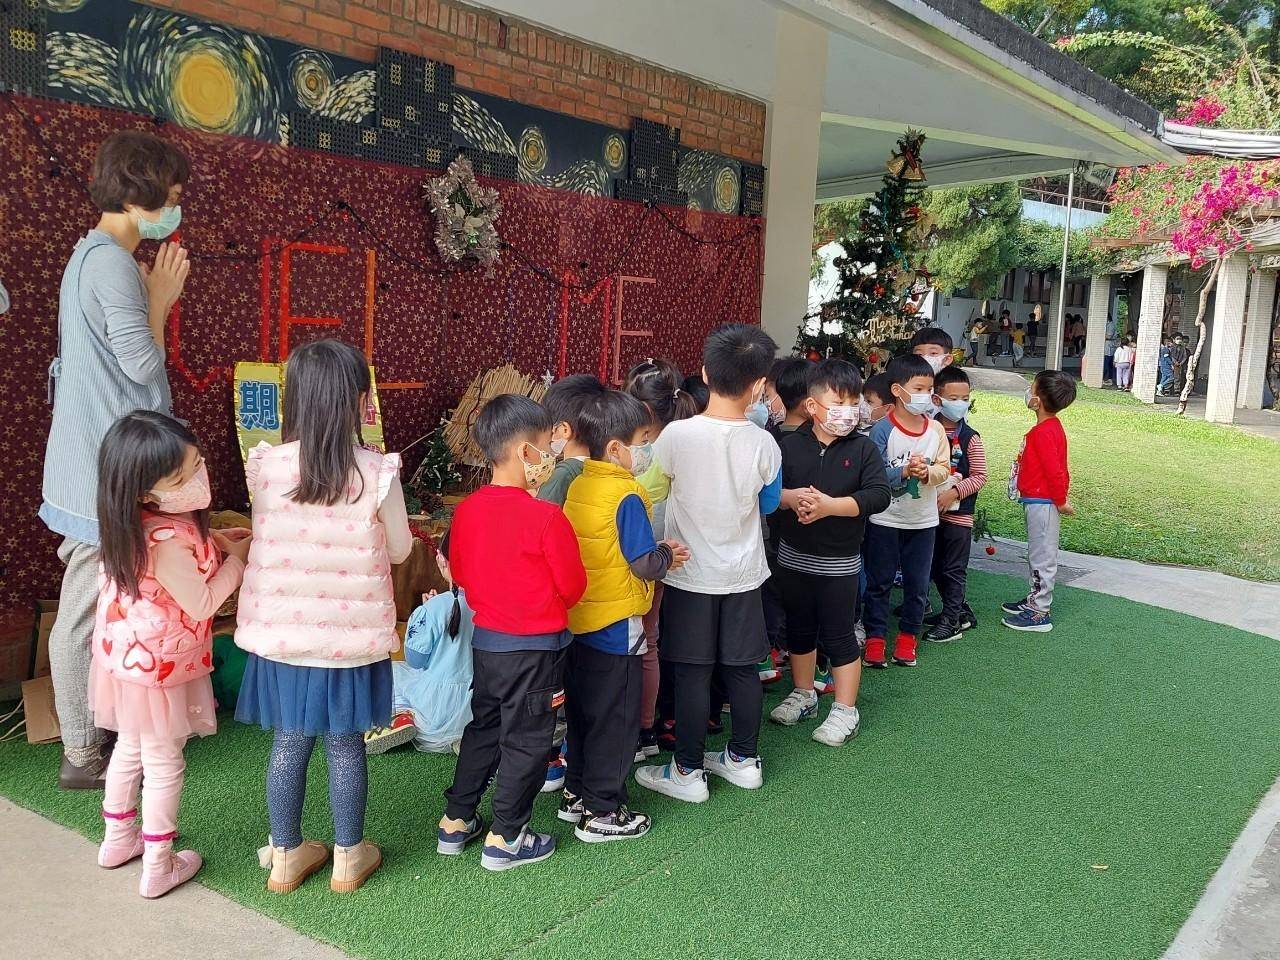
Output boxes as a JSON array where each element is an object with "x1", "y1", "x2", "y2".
[{"x1": 150, "y1": 462, "x2": 211, "y2": 514}]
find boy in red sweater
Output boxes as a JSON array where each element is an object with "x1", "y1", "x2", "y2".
[
  {"x1": 1003, "y1": 370, "x2": 1076, "y2": 633},
  {"x1": 438, "y1": 394, "x2": 587, "y2": 871}
]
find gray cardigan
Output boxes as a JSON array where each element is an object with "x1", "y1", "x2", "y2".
[{"x1": 40, "y1": 230, "x2": 172, "y2": 546}]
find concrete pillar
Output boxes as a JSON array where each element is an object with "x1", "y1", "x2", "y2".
[
  {"x1": 1045, "y1": 271, "x2": 1064, "y2": 370},
  {"x1": 1131, "y1": 263, "x2": 1168, "y2": 402},
  {"x1": 1205, "y1": 255, "x2": 1250, "y2": 423},
  {"x1": 759, "y1": 11, "x2": 827, "y2": 351},
  {"x1": 1082, "y1": 274, "x2": 1111, "y2": 387},
  {"x1": 1238, "y1": 268, "x2": 1275, "y2": 409}
]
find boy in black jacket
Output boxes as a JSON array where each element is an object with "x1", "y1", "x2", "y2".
[{"x1": 770, "y1": 360, "x2": 891, "y2": 746}]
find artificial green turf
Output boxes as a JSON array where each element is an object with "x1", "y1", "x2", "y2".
[
  {"x1": 972, "y1": 390, "x2": 1280, "y2": 581},
  {"x1": 3, "y1": 571, "x2": 1279, "y2": 960}
]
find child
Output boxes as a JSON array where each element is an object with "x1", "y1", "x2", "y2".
[
  {"x1": 925, "y1": 366, "x2": 987, "y2": 643},
  {"x1": 1011, "y1": 324, "x2": 1026, "y2": 367},
  {"x1": 538, "y1": 373, "x2": 607, "y2": 507},
  {"x1": 858, "y1": 372, "x2": 894, "y2": 437},
  {"x1": 1157, "y1": 337, "x2": 1175, "y2": 396},
  {"x1": 1003, "y1": 370, "x2": 1076, "y2": 633},
  {"x1": 770, "y1": 361, "x2": 890, "y2": 746},
  {"x1": 91, "y1": 411, "x2": 249, "y2": 898},
  {"x1": 635, "y1": 323, "x2": 782, "y2": 803},
  {"x1": 394, "y1": 539, "x2": 474, "y2": 752},
  {"x1": 769, "y1": 356, "x2": 813, "y2": 437},
  {"x1": 439, "y1": 394, "x2": 587, "y2": 870},
  {"x1": 559, "y1": 391, "x2": 688, "y2": 840},
  {"x1": 911, "y1": 327, "x2": 955, "y2": 375},
  {"x1": 863, "y1": 355, "x2": 951, "y2": 669},
  {"x1": 1114, "y1": 337, "x2": 1135, "y2": 390},
  {"x1": 236, "y1": 339, "x2": 413, "y2": 894}
]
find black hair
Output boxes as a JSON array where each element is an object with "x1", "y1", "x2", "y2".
[
  {"x1": 681, "y1": 374, "x2": 710, "y2": 413},
  {"x1": 543, "y1": 373, "x2": 606, "y2": 434},
  {"x1": 1120, "y1": 336, "x2": 1131, "y2": 346},
  {"x1": 577, "y1": 390, "x2": 652, "y2": 460},
  {"x1": 806, "y1": 359, "x2": 863, "y2": 400},
  {"x1": 910, "y1": 326, "x2": 954, "y2": 352},
  {"x1": 626, "y1": 358, "x2": 701, "y2": 425},
  {"x1": 862, "y1": 372, "x2": 893, "y2": 405},
  {"x1": 436, "y1": 530, "x2": 462, "y2": 639},
  {"x1": 702, "y1": 323, "x2": 777, "y2": 396},
  {"x1": 98, "y1": 410, "x2": 209, "y2": 599},
  {"x1": 282, "y1": 340, "x2": 370, "y2": 506},
  {"x1": 933, "y1": 365, "x2": 970, "y2": 390},
  {"x1": 770, "y1": 357, "x2": 812, "y2": 412},
  {"x1": 886, "y1": 353, "x2": 935, "y2": 388},
  {"x1": 1034, "y1": 370, "x2": 1077, "y2": 414},
  {"x1": 473, "y1": 393, "x2": 553, "y2": 463}
]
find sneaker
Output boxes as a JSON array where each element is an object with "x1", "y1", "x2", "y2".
[
  {"x1": 634, "y1": 726, "x2": 660, "y2": 763},
  {"x1": 1001, "y1": 596, "x2": 1031, "y2": 615},
  {"x1": 892, "y1": 632, "x2": 918, "y2": 667},
  {"x1": 703, "y1": 748, "x2": 763, "y2": 790},
  {"x1": 758, "y1": 651, "x2": 781, "y2": 684},
  {"x1": 770, "y1": 688, "x2": 819, "y2": 726},
  {"x1": 1002, "y1": 607, "x2": 1053, "y2": 632},
  {"x1": 853, "y1": 621, "x2": 867, "y2": 645},
  {"x1": 635, "y1": 761, "x2": 709, "y2": 803},
  {"x1": 574, "y1": 805, "x2": 652, "y2": 843},
  {"x1": 863, "y1": 636, "x2": 887, "y2": 669},
  {"x1": 655, "y1": 719, "x2": 676, "y2": 753},
  {"x1": 773, "y1": 646, "x2": 790, "y2": 667},
  {"x1": 480, "y1": 828, "x2": 556, "y2": 872},
  {"x1": 364, "y1": 712, "x2": 417, "y2": 755},
  {"x1": 812, "y1": 704, "x2": 861, "y2": 747},
  {"x1": 960, "y1": 603, "x2": 978, "y2": 631},
  {"x1": 924, "y1": 618, "x2": 962, "y2": 644},
  {"x1": 557, "y1": 789, "x2": 586, "y2": 823},
  {"x1": 437, "y1": 815, "x2": 487, "y2": 855},
  {"x1": 541, "y1": 754, "x2": 566, "y2": 793},
  {"x1": 813, "y1": 669, "x2": 835, "y2": 695}
]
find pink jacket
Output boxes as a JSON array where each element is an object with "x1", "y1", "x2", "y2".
[
  {"x1": 235, "y1": 442, "x2": 407, "y2": 665},
  {"x1": 94, "y1": 513, "x2": 225, "y2": 688}
]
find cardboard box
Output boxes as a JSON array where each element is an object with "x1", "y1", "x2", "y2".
[
  {"x1": 21, "y1": 674, "x2": 61, "y2": 744},
  {"x1": 33, "y1": 599, "x2": 57, "y2": 679}
]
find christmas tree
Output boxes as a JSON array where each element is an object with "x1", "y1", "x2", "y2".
[
  {"x1": 405, "y1": 420, "x2": 462, "y2": 517},
  {"x1": 798, "y1": 129, "x2": 929, "y2": 364}
]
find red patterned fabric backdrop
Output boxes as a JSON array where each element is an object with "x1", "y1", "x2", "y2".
[{"x1": 0, "y1": 95, "x2": 763, "y2": 611}]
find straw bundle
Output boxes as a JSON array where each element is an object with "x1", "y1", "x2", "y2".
[{"x1": 444, "y1": 364, "x2": 548, "y2": 467}]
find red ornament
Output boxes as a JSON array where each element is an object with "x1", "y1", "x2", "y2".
[
  {"x1": 985, "y1": 545, "x2": 997, "y2": 556},
  {"x1": 874, "y1": 285, "x2": 885, "y2": 296},
  {"x1": 805, "y1": 348, "x2": 821, "y2": 361}
]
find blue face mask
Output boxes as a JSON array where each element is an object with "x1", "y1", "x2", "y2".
[
  {"x1": 136, "y1": 205, "x2": 182, "y2": 241},
  {"x1": 940, "y1": 398, "x2": 971, "y2": 421},
  {"x1": 745, "y1": 400, "x2": 771, "y2": 429},
  {"x1": 903, "y1": 392, "x2": 934, "y2": 416}
]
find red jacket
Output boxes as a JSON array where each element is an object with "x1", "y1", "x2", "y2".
[
  {"x1": 447, "y1": 485, "x2": 587, "y2": 636},
  {"x1": 1016, "y1": 417, "x2": 1070, "y2": 507}
]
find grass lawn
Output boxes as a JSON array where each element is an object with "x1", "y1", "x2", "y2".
[
  {"x1": 971, "y1": 383, "x2": 1280, "y2": 581},
  {"x1": 4, "y1": 571, "x2": 1280, "y2": 960}
]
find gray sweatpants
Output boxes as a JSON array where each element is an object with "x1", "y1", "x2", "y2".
[
  {"x1": 47, "y1": 538, "x2": 104, "y2": 756},
  {"x1": 1024, "y1": 503, "x2": 1060, "y2": 614}
]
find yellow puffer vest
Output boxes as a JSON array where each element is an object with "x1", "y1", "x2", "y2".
[{"x1": 563, "y1": 459, "x2": 655, "y2": 635}]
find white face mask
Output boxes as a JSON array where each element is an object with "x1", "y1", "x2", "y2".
[
  {"x1": 922, "y1": 354, "x2": 946, "y2": 374},
  {"x1": 904, "y1": 392, "x2": 934, "y2": 416},
  {"x1": 549, "y1": 437, "x2": 568, "y2": 458},
  {"x1": 822, "y1": 404, "x2": 859, "y2": 437}
]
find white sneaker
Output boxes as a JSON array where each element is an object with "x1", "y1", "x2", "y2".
[
  {"x1": 812, "y1": 704, "x2": 861, "y2": 747},
  {"x1": 703, "y1": 748, "x2": 763, "y2": 790},
  {"x1": 854, "y1": 620, "x2": 867, "y2": 645},
  {"x1": 769, "y1": 689, "x2": 818, "y2": 726},
  {"x1": 635, "y1": 761, "x2": 709, "y2": 803}
]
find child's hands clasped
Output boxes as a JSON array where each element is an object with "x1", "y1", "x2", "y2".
[
  {"x1": 795, "y1": 486, "x2": 850, "y2": 524},
  {"x1": 905, "y1": 455, "x2": 929, "y2": 480},
  {"x1": 213, "y1": 529, "x2": 252, "y2": 563},
  {"x1": 662, "y1": 539, "x2": 691, "y2": 571}
]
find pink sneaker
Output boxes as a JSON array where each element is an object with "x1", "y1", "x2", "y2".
[
  {"x1": 98, "y1": 808, "x2": 144, "y2": 869},
  {"x1": 139, "y1": 840, "x2": 202, "y2": 899}
]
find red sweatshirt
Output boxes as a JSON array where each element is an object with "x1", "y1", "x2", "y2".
[
  {"x1": 447, "y1": 485, "x2": 587, "y2": 645},
  {"x1": 1015, "y1": 416, "x2": 1070, "y2": 507}
]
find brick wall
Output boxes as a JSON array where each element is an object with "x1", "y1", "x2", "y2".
[{"x1": 150, "y1": 0, "x2": 767, "y2": 163}]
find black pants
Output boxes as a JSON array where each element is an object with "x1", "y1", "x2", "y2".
[
  {"x1": 445, "y1": 647, "x2": 565, "y2": 841},
  {"x1": 775, "y1": 566, "x2": 861, "y2": 667},
  {"x1": 863, "y1": 523, "x2": 936, "y2": 639},
  {"x1": 565, "y1": 642, "x2": 642, "y2": 815},
  {"x1": 931, "y1": 520, "x2": 971, "y2": 622},
  {"x1": 672, "y1": 661, "x2": 761, "y2": 770}
]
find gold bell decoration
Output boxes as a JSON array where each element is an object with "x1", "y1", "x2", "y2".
[{"x1": 886, "y1": 128, "x2": 927, "y2": 181}]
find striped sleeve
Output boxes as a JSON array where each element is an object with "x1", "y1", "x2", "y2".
[{"x1": 952, "y1": 434, "x2": 988, "y2": 500}]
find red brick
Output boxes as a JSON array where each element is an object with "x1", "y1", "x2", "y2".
[
  {"x1": 472, "y1": 76, "x2": 510, "y2": 98},
  {"x1": 304, "y1": 10, "x2": 354, "y2": 37},
  {"x1": 391, "y1": 0, "x2": 404, "y2": 19},
  {"x1": 355, "y1": 25, "x2": 379, "y2": 45},
  {"x1": 452, "y1": 70, "x2": 475, "y2": 87},
  {"x1": 277, "y1": 3, "x2": 305, "y2": 24},
  {"x1": 427, "y1": 0, "x2": 440, "y2": 27},
  {"x1": 622, "y1": 87, "x2": 647, "y2": 107},
  {"x1": 535, "y1": 76, "x2": 554, "y2": 94},
  {"x1": 583, "y1": 90, "x2": 600, "y2": 108},
  {"x1": 340, "y1": 38, "x2": 378, "y2": 59},
  {"x1": 666, "y1": 100, "x2": 686, "y2": 117},
  {"x1": 578, "y1": 104, "x2": 607, "y2": 123},
  {"x1": 348, "y1": 4, "x2": 390, "y2": 30},
  {"x1": 530, "y1": 60, "x2": 555, "y2": 78},
  {"x1": 605, "y1": 82, "x2": 621, "y2": 100},
  {"x1": 510, "y1": 55, "x2": 528, "y2": 73}
]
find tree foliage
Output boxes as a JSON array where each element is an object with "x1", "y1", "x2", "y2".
[{"x1": 920, "y1": 183, "x2": 1023, "y2": 297}]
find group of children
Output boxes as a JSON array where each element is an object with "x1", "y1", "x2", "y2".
[{"x1": 83, "y1": 323, "x2": 1076, "y2": 899}]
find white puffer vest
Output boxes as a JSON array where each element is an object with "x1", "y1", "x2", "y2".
[{"x1": 236, "y1": 442, "x2": 401, "y2": 666}]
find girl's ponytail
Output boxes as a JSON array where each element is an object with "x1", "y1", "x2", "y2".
[{"x1": 447, "y1": 586, "x2": 462, "y2": 640}]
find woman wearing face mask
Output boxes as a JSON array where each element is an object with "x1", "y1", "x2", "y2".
[{"x1": 40, "y1": 131, "x2": 193, "y2": 791}]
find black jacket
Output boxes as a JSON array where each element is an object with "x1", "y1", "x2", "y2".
[{"x1": 776, "y1": 423, "x2": 892, "y2": 557}]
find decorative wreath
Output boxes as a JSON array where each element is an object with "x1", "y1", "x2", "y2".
[{"x1": 424, "y1": 156, "x2": 503, "y2": 266}]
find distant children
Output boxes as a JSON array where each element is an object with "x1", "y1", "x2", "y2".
[
  {"x1": 538, "y1": 373, "x2": 607, "y2": 507},
  {"x1": 1003, "y1": 370, "x2": 1076, "y2": 633},
  {"x1": 910, "y1": 327, "x2": 955, "y2": 375},
  {"x1": 236, "y1": 339, "x2": 413, "y2": 894},
  {"x1": 927, "y1": 366, "x2": 987, "y2": 642},
  {"x1": 1011, "y1": 324, "x2": 1026, "y2": 367},
  {"x1": 770, "y1": 360, "x2": 890, "y2": 746},
  {"x1": 1158, "y1": 337, "x2": 1175, "y2": 396},
  {"x1": 559, "y1": 390, "x2": 688, "y2": 841},
  {"x1": 862, "y1": 354, "x2": 951, "y2": 669},
  {"x1": 636, "y1": 323, "x2": 782, "y2": 803},
  {"x1": 92, "y1": 411, "x2": 249, "y2": 899},
  {"x1": 439, "y1": 394, "x2": 587, "y2": 871},
  {"x1": 1113, "y1": 337, "x2": 1135, "y2": 390},
  {"x1": 393, "y1": 540, "x2": 474, "y2": 753}
]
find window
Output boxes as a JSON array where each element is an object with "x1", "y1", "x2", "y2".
[
  {"x1": 1024, "y1": 270, "x2": 1052, "y2": 304},
  {"x1": 1066, "y1": 280, "x2": 1088, "y2": 308},
  {"x1": 999, "y1": 270, "x2": 1016, "y2": 302}
]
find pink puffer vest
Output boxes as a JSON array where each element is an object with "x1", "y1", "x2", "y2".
[
  {"x1": 94, "y1": 513, "x2": 217, "y2": 688},
  {"x1": 235, "y1": 442, "x2": 401, "y2": 664}
]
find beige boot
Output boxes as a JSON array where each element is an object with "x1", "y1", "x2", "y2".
[
  {"x1": 266, "y1": 840, "x2": 330, "y2": 894},
  {"x1": 330, "y1": 840, "x2": 382, "y2": 893}
]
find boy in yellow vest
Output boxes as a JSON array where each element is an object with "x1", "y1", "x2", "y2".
[{"x1": 559, "y1": 390, "x2": 689, "y2": 841}]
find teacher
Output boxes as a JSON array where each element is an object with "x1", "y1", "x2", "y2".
[{"x1": 40, "y1": 130, "x2": 191, "y2": 790}]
